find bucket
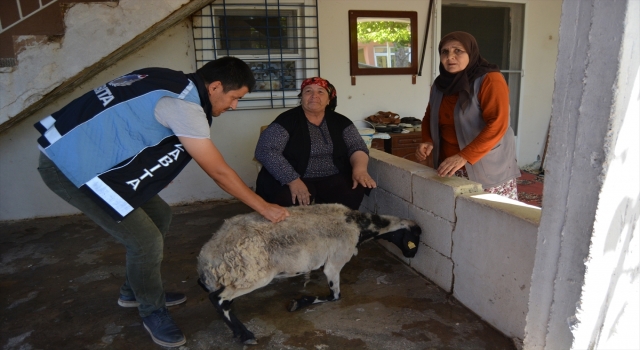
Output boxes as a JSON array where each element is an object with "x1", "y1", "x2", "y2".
[
  {"x1": 355, "y1": 120, "x2": 375, "y2": 149},
  {"x1": 361, "y1": 135, "x2": 373, "y2": 148}
]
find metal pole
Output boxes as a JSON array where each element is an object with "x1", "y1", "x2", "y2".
[{"x1": 418, "y1": 0, "x2": 435, "y2": 76}]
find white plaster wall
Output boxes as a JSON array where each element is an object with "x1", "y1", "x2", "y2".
[
  {"x1": 0, "y1": 0, "x2": 435, "y2": 221},
  {"x1": 317, "y1": 0, "x2": 435, "y2": 122},
  {"x1": 0, "y1": 0, "x2": 191, "y2": 125},
  {"x1": 0, "y1": 19, "x2": 293, "y2": 220},
  {"x1": 0, "y1": 0, "x2": 563, "y2": 221},
  {"x1": 0, "y1": 21, "x2": 217, "y2": 220}
]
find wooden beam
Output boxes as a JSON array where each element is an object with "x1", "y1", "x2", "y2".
[{"x1": 0, "y1": 0, "x2": 215, "y2": 135}]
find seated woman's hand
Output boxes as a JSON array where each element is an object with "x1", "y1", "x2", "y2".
[
  {"x1": 415, "y1": 142, "x2": 433, "y2": 162},
  {"x1": 437, "y1": 154, "x2": 468, "y2": 177},
  {"x1": 288, "y1": 178, "x2": 312, "y2": 206},
  {"x1": 352, "y1": 170, "x2": 377, "y2": 190}
]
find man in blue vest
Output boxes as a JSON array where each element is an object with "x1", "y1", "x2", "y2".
[{"x1": 35, "y1": 57, "x2": 290, "y2": 347}]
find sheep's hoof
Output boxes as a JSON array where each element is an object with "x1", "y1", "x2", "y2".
[
  {"x1": 288, "y1": 299, "x2": 299, "y2": 312},
  {"x1": 239, "y1": 330, "x2": 257, "y2": 345},
  {"x1": 243, "y1": 338, "x2": 258, "y2": 345}
]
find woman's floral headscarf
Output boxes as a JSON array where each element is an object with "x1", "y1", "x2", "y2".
[{"x1": 299, "y1": 77, "x2": 338, "y2": 112}]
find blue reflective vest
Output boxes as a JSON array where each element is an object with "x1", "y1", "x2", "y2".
[{"x1": 35, "y1": 68, "x2": 212, "y2": 221}]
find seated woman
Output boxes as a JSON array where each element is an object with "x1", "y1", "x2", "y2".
[{"x1": 255, "y1": 77, "x2": 376, "y2": 210}]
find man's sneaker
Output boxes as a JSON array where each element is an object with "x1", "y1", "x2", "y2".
[
  {"x1": 142, "y1": 307, "x2": 186, "y2": 347},
  {"x1": 118, "y1": 292, "x2": 187, "y2": 308}
]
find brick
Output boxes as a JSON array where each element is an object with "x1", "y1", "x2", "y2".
[
  {"x1": 410, "y1": 243, "x2": 453, "y2": 292},
  {"x1": 374, "y1": 187, "x2": 409, "y2": 219},
  {"x1": 412, "y1": 170, "x2": 482, "y2": 222},
  {"x1": 370, "y1": 150, "x2": 426, "y2": 202}
]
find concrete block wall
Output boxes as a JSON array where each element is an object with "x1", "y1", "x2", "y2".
[
  {"x1": 363, "y1": 149, "x2": 542, "y2": 340},
  {"x1": 452, "y1": 194, "x2": 540, "y2": 339}
]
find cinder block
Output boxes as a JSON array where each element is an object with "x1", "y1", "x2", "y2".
[
  {"x1": 374, "y1": 188, "x2": 409, "y2": 218},
  {"x1": 360, "y1": 188, "x2": 376, "y2": 213},
  {"x1": 410, "y1": 243, "x2": 453, "y2": 292},
  {"x1": 370, "y1": 151, "x2": 426, "y2": 202},
  {"x1": 409, "y1": 204, "x2": 453, "y2": 258},
  {"x1": 367, "y1": 149, "x2": 385, "y2": 183},
  {"x1": 412, "y1": 170, "x2": 482, "y2": 222},
  {"x1": 451, "y1": 194, "x2": 540, "y2": 339}
]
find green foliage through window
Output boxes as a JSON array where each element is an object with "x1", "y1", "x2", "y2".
[{"x1": 357, "y1": 21, "x2": 411, "y2": 46}]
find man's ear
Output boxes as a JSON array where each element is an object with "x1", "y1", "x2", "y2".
[{"x1": 208, "y1": 81, "x2": 222, "y2": 93}]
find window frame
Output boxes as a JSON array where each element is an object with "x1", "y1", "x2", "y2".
[{"x1": 192, "y1": 0, "x2": 319, "y2": 110}]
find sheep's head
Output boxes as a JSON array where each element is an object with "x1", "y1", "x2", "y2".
[
  {"x1": 347, "y1": 211, "x2": 422, "y2": 258},
  {"x1": 377, "y1": 220, "x2": 422, "y2": 257}
]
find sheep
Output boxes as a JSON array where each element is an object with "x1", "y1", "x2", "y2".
[{"x1": 196, "y1": 203, "x2": 421, "y2": 345}]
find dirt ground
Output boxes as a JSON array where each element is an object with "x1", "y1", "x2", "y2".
[{"x1": 1, "y1": 200, "x2": 516, "y2": 350}]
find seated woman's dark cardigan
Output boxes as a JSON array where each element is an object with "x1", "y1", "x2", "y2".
[{"x1": 255, "y1": 106, "x2": 354, "y2": 201}]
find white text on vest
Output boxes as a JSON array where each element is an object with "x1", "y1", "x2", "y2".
[
  {"x1": 125, "y1": 144, "x2": 185, "y2": 191},
  {"x1": 94, "y1": 85, "x2": 115, "y2": 107}
]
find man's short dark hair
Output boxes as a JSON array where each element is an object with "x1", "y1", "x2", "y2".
[{"x1": 196, "y1": 57, "x2": 256, "y2": 93}]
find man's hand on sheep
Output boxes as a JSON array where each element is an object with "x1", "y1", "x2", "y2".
[
  {"x1": 288, "y1": 178, "x2": 312, "y2": 206},
  {"x1": 258, "y1": 203, "x2": 290, "y2": 223}
]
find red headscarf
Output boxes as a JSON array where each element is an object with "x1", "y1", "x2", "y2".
[{"x1": 299, "y1": 77, "x2": 337, "y2": 111}]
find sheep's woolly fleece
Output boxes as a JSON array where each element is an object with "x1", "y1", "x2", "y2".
[{"x1": 197, "y1": 204, "x2": 365, "y2": 291}]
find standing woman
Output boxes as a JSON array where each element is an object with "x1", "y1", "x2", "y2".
[{"x1": 415, "y1": 31, "x2": 520, "y2": 199}]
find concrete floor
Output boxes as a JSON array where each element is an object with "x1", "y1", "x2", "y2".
[{"x1": 1, "y1": 200, "x2": 516, "y2": 350}]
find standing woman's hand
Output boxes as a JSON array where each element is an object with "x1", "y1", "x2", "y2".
[
  {"x1": 416, "y1": 142, "x2": 433, "y2": 162},
  {"x1": 437, "y1": 154, "x2": 468, "y2": 177}
]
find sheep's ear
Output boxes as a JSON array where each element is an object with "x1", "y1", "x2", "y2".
[
  {"x1": 370, "y1": 214, "x2": 391, "y2": 229},
  {"x1": 345, "y1": 210, "x2": 372, "y2": 230}
]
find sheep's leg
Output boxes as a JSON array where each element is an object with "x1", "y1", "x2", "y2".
[
  {"x1": 303, "y1": 271, "x2": 311, "y2": 288},
  {"x1": 288, "y1": 264, "x2": 343, "y2": 312},
  {"x1": 210, "y1": 294, "x2": 257, "y2": 345},
  {"x1": 322, "y1": 262, "x2": 342, "y2": 302},
  {"x1": 198, "y1": 279, "x2": 257, "y2": 345}
]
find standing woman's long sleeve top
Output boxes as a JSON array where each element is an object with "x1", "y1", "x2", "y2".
[{"x1": 421, "y1": 71, "x2": 510, "y2": 165}]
